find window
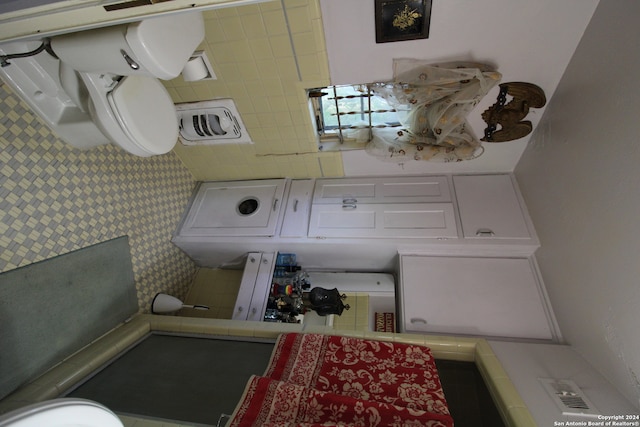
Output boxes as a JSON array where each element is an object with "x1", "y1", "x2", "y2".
[{"x1": 308, "y1": 84, "x2": 401, "y2": 150}]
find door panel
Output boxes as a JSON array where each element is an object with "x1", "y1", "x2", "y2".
[
  {"x1": 309, "y1": 203, "x2": 456, "y2": 238},
  {"x1": 313, "y1": 176, "x2": 451, "y2": 204}
]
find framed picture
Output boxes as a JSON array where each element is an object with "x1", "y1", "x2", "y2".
[{"x1": 375, "y1": 0, "x2": 432, "y2": 43}]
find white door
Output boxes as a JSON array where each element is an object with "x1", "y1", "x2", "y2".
[
  {"x1": 313, "y1": 176, "x2": 451, "y2": 204},
  {"x1": 280, "y1": 179, "x2": 314, "y2": 238},
  {"x1": 453, "y1": 174, "x2": 532, "y2": 239},
  {"x1": 308, "y1": 203, "x2": 457, "y2": 238},
  {"x1": 180, "y1": 179, "x2": 286, "y2": 236},
  {"x1": 399, "y1": 255, "x2": 554, "y2": 340}
]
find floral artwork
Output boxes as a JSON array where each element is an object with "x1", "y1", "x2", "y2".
[
  {"x1": 392, "y1": 4, "x2": 423, "y2": 31},
  {"x1": 375, "y1": 0, "x2": 432, "y2": 43}
]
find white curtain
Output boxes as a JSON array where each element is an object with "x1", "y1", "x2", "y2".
[{"x1": 365, "y1": 60, "x2": 501, "y2": 162}]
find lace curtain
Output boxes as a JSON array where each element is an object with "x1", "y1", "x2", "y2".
[{"x1": 362, "y1": 59, "x2": 501, "y2": 162}]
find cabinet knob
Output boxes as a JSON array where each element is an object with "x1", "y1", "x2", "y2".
[
  {"x1": 342, "y1": 204, "x2": 357, "y2": 209},
  {"x1": 293, "y1": 199, "x2": 299, "y2": 212},
  {"x1": 410, "y1": 318, "x2": 427, "y2": 324},
  {"x1": 272, "y1": 198, "x2": 279, "y2": 211},
  {"x1": 237, "y1": 306, "x2": 244, "y2": 312},
  {"x1": 475, "y1": 228, "x2": 495, "y2": 237},
  {"x1": 342, "y1": 198, "x2": 357, "y2": 204}
]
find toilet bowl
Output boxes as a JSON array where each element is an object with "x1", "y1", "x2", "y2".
[
  {"x1": 0, "y1": 398, "x2": 123, "y2": 427},
  {"x1": 0, "y1": 12, "x2": 204, "y2": 157}
]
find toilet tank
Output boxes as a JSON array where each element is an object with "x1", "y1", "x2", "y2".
[{"x1": 50, "y1": 12, "x2": 204, "y2": 79}]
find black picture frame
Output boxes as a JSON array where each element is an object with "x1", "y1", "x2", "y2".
[{"x1": 375, "y1": 0, "x2": 432, "y2": 43}]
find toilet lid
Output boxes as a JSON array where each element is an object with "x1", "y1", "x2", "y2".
[
  {"x1": 0, "y1": 398, "x2": 123, "y2": 427},
  {"x1": 107, "y1": 75, "x2": 178, "y2": 155}
]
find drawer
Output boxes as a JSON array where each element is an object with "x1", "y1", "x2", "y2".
[{"x1": 232, "y1": 252, "x2": 276, "y2": 321}]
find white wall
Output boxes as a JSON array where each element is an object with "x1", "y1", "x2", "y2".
[
  {"x1": 490, "y1": 341, "x2": 637, "y2": 423},
  {"x1": 319, "y1": 0, "x2": 599, "y2": 175},
  {"x1": 515, "y1": 0, "x2": 640, "y2": 408}
]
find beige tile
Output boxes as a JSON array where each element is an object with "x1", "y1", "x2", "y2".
[
  {"x1": 254, "y1": 58, "x2": 280, "y2": 78},
  {"x1": 260, "y1": 1, "x2": 283, "y2": 12},
  {"x1": 215, "y1": 6, "x2": 239, "y2": 19},
  {"x1": 240, "y1": 13, "x2": 267, "y2": 39},
  {"x1": 275, "y1": 57, "x2": 300, "y2": 81},
  {"x1": 204, "y1": 19, "x2": 226, "y2": 43},
  {"x1": 284, "y1": 0, "x2": 310, "y2": 8},
  {"x1": 237, "y1": 3, "x2": 262, "y2": 16},
  {"x1": 292, "y1": 32, "x2": 319, "y2": 56},
  {"x1": 285, "y1": 5, "x2": 311, "y2": 34},
  {"x1": 237, "y1": 62, "x2": 261, "y2": 81},
  {"x1": 249, "y1": 38, "x2": 274, "y2": 61},
  {"x1": 262, "y1": 9, "x2": 288, "y2": 36},
  {"x1": 269, "y1": 34, "x2": 295, "y2": 58},
  {"x1": 227, "y1": 40, "x2": 254, "y2": 62}
]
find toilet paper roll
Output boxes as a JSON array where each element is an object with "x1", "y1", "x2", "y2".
[{"x1": 182, "y1": 57, "x2": 210, "y2": 81}]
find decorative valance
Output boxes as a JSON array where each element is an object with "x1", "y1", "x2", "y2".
[{"x1": 365, "y1": 59, "x2": 501, "y2": 162}]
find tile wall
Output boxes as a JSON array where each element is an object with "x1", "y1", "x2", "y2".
[
  {"x1": 0, "y1": 82, "x2": 198, "y2": 312},
  {"x1": 332, "y1": 293, "x2": 371, "y2": 331},
  {"x1": 163, "y1": 0, "x2": 345, "y2": 181}
]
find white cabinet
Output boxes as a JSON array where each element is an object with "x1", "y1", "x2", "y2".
[
  {"x1": 453, "y1": 174, "x2": 536, "y2": 242},
  {"x1": 398, "y1": 255, "x2": 558, "y2": 340},
  {"x1": 232, "y1": 252, "x2": 276, "y2": 321},
  {"x1": 280, "y1": 179, "x2": 314, "y2": 238},
  {"x1": 308, "y1": 176, "x2": 457, "y2": 238},
  {"x1": 177, "y1": 179, "x2": 286, "y2": 237}
]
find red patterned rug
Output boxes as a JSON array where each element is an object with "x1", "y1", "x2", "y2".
[{"x1": 227, "y1": 333, "x2": 454, "y2": 427}]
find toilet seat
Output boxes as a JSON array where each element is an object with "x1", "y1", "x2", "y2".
[
  {"x1": 106, "y1": 75, "x2": 178, "y2": 155},
  {"x1": 0, "y1": 398, "x2": 123, "y2": 427}
]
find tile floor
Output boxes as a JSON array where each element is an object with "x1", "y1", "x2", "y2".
[{"x1": 0, "y1": 81, "x2": 198, "y2": 311}]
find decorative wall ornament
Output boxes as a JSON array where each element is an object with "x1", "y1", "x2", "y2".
[
  {"x1": 481, "y1": 82, "x2": 546, "y2": 142},
  {"x1": 375, "y1": 0, "x2": 432, "y2": 43}
]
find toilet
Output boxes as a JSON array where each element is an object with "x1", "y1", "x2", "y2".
[
  {"x1": 0, "y1": 12, "x2": 204, "y2": 157},
  {"x1": 0, "y1": 398, "x2": 123, "y2": 427}
]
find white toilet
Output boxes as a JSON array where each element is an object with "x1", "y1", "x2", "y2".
[
  {"x1": 0, "y1": 12, "x2": 204, "y2": 157},
  {"x1": 0, "y1": 399, "x2": 123, "y2": 427}
]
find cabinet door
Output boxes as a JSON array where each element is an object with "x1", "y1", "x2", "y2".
[
  {"x1": 180, "y1": 179, "x2": 286, "y2": 237},
  {"x1": 232, "y1": 252, "x2": 276, "y2": 321},
  {"x1": 313, "y1": 176, "x2": 451, "y2": 204},
  {"x1": 246, "y1": 252, "x2": 276, "y2": 321},
  {"x1": 280, "y1": 179, "x2": 314, "y2": 238},
  {"x1": 399, "y1": 255, "x2": 554, "y2": 340},
  {"x1": 232, "y1": 253, "x2": 262, "y2": 321},
  {"x1": 453, "y1": 174, "x2": 533, "y2": 240},
  {"x1": 308, "y1": 203, "x2": 457, "y2": 238}
]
